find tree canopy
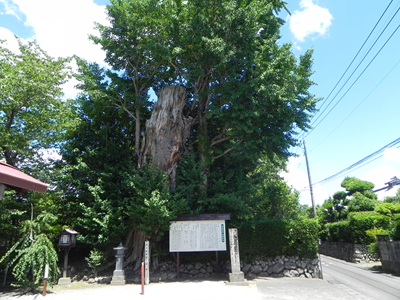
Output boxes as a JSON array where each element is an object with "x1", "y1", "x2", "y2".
[
  {"x1": 0, "y1": 38, "x2": 75, "y2": 171},
  {"x1": 54, "y1": 0, "x2": 319, "y2": 269},
  {"x1": 88, "y1": 0, "x2": 318, "y2": 188}
]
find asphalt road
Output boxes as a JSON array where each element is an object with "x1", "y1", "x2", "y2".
[{"x1": 321, "y1": 255, "x2": 400, "y2": 300}]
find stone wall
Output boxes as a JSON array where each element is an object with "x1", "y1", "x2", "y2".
[
  {"x1": 70, "y1": 256, "x2": 322, "y2": 284},
  {"x1": 377, "y1": 235, "x2": 400, "y2": 275},
  {"x1": 125, "y1": 256, "x2": 321, "y2": 283},
  {"x1": 319, "y1": 241, "x2": 379, "y2": 263}
]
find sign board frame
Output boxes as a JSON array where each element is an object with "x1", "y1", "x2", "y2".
[
  {"x1": 169, "y1": 214, "x2": 230, "y2": 253},
  {"x1": 170, "y1": 220, "x2": 227, "y2": 252}
]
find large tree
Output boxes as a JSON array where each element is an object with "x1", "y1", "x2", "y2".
[
  {"x1": 91, "y1": 0, "x2": 318, "y2": 191},
  {"x1": 63, "y1": 0, "x2": 319, "y2": 271}
]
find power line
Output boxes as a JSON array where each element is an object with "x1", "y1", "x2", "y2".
[
  {"x1": 301, "y1": 1, "x2": 399, "y2": 140},
  {"x1": 312, "y1": 137, "x2": 400, "y2": 186},
  {"x1": 309, "y1": 7, "x2": 400, "y2": 134},
  {"x1": 309, "y1": 58, "x2": 400, "y2": 153},
  {"x1": 309, "y1": 0, "x2": 395, "y2": 128}
]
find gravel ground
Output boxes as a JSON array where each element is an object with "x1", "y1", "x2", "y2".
[{"x1": 0, "y1": 280, "x2": 262, "y2": 300}]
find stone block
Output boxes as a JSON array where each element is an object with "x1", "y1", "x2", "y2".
[
  {"x1": 111, "y1": 276, "x2": 125, "y2": 285},
  {"x1": 58, "y1": 277, "x2": 71, "y2": 286},
  {"x1": 250, "y1": 265, "x2": 262, "y2": 274},
  {"x1": 229, "y1": 272, "x2": 245, "y2": 283},
  {"x1": 272, "y1": 262, "x2": 284, "y2": 274},
  {"x1": 284, "y1": 261, "x2": 296, "y2": 269}
]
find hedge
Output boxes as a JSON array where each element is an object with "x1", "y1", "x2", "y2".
[
  {"x1": 323, "y1": 212, "x2": 391, "y2": 244},
  {"x1": 236, "y1": 218, "x2": 319, "y2": 261}
]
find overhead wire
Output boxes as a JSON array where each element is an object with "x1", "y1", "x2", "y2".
[
  {"x1": 290, "y1": 1, "x2": 399, "y2": 163},
  {"x1": 309, "y1": 58, "x2": 400, "y2": 153},
  {"x1": 312, "y1": 137, "x2": 400, "y2": 186},
  {"x1": 307, "y1": 6, "x2": 400, "y2": 136},
  {"x1": 299, "y1": 1, "x2": 398, "y2": 141},
  {"x1": 309, "y1": 0, "x2": 395, "y2": 128}
]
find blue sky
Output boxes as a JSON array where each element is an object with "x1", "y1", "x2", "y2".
[{"x1": 1, "y1": 0, "x2": 399, "y2": 206}]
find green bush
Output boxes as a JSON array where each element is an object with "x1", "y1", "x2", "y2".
[
  {"x1": 0, "y1": 233, "x2": 60, "y2": 291},
  {"x1": 324, "y1": 220, "x2": 351, "y2": 242},
  {"x1": 85, "y1": 248, "x2": 104, "y2": 277},
  {"x1": 391, "y1": 215, "x2": 400, "y2": 240},
  {"x1": 322, "y1": 212, "x2": 391, "y2": 244},
  {"x1": 348, "y1": 211, "x2": 391, "y2": 244},
  {"x1": 236, "y1": 218, "x2": 319, "y2": 261}
]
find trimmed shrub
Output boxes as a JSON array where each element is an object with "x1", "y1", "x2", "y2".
[
  {"x1": 236, "y1": 218, "x2": 319, "y2": 261},
  {"x1": 348, "y1": 212, "x2": 391, "y2": 244},
  {"x1": 324, "y1": 220, "x2": 351, "y2": 242}
]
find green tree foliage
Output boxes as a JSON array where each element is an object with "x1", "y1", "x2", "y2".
[
  {"x1": 56, "y1": 84, "x2": 182, "y2": 249},
  {"x1": 319, "y1": 177, "x2": 377, "y2": 224},
  {"x1": 341, "y1": 177, "x2": 375, "y2": 197},
  {"x1": 383, "y1": 187, "x2": 400, "y2": 204},
  {"x1": 58, "y1": 0, "x2": 319, "y2": 263},
  {"x1": 90, "y1": 0, "x2": 318, "y2": 185},
  {"x1": 348, "y1": 192, "x2": 377, "y2": 212},
  {"x1": 85, "y1": 249, "x2": 104, "y2": 278},
  {"x1": 0, "y1": 38, "x2": 76, "y2": 171},
  {"x1": 0, "y1": 209, "x2": 60, "y2": 290},
  {"x1": 318, "y1": 177, "x2": 396, "y2": 245}
]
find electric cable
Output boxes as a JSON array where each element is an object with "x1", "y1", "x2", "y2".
[
  {"x1": 310, "y1": 7, "x2": 400, "y2": 132},
  {"x1": 309, "y1": 0, "x2": 395, "y2": 128},
  {"x1": 300, "y1": 2, "x2": 399, "y2": 141},
  {"x1": 312, "y1": 137, "x2": 400, "y2": 186},
  {"x1": 309, "y1": 58, "x2": 400, "y2": 153}
]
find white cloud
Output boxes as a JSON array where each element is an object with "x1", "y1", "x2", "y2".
[
  {"x1": 8, "y1": 0, "x2": 109, "y2": 63},
  {"x1": 289, "y1": 0, "x2": 333, "y2": 42},
  {"x1": 1, "y1": 0, "x2": 110, "y2": 98},
  {"x1": 280, "y1": 155, "x2": 332, "y2": 206},
  {"x1": 0, "y1": 0, "x2": 21, "y2": 19},
  {"x1": 0, "y1": 27, "x2": 22, "y2": 52},
  {"x1": 362, "y1": 164, "x2": 400, "y2": 200},
  {"x1": 383, "y1": 147, "x2": 400, "y2": 163}
]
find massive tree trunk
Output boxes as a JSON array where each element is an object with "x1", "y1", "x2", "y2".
[
  {"x1": 141, "y1": 85, "x2": 194, "y2": 191},
  {"x1": 123, "y1": 228, "x2": 148, "y2": 271},
  {"x1": 126, "y1": 86, "x2": 194, "y2": 271}
]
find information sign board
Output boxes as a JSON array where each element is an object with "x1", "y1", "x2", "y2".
[{"x1": 169, "y1": 220, "x2": 226, "y2": 252}]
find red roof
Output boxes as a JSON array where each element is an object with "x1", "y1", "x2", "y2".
[{"x1": 0, "y1": 162, "x2": 48, "y2": 193}]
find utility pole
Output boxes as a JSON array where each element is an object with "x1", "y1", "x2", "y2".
[{"x1": 303, "y1": 140, "x2": 316, "y2": 217}]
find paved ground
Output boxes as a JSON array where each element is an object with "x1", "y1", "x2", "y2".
[{"x1": 0, "y1": 277, "x2": 372, "y2": 300}]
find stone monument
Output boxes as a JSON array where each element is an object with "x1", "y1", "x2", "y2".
[
  {"x1": 111, "y1": 243, "x2": 127, "y2": 285},
  {"x1": 228, "y1": 228, "x2": 246, "y2": 284}
]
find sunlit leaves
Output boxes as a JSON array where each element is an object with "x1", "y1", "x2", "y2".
[{"x1": 0, "y1": 38, "x2": 75, "y2": 167}]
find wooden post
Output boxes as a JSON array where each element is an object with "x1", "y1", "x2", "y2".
[
  {"x1": 63, "y1": 248, "x2": 69, "y2": 278},
  {"x1": 215, "y1": 251, "x2": 219, "y2": 272}
]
